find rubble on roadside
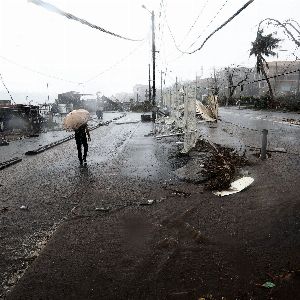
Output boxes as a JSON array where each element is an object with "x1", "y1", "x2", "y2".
[
  {"x1": 213, "y1": 176, "x2": 254, "y2": 196},
  {"x1": 196, "y1": 139, "x2": 248, "y2": 191},
  {"x1": 174, "y1": 138, "x2": 249, "y2": 191},
  {"x1": 282, "y1": 118, "x2": 300, "y2": 126},
  {"x1": 196, "y1": 96, "x2": 218, "y2": 122}
]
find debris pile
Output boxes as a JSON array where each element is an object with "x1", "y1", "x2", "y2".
[
  {"x1": 282, "y1": 118, "x2": 300, "y2": 126},
  {"x1": 193, "y1": 139, "x2": 248, "y2": 191}
]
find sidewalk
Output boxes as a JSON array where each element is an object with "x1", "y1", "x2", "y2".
[{"x1": 6, "y1": 118, "x2": 300, "y2": 300}]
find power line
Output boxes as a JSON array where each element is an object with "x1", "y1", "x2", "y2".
[
  {"x1": 187, "y1": 0, "x2": 229, "y2": 51},
  {"x1": 179, "y1": 0, "x2": 209, "y2": 46},
  {"x1": 29, "y1": 0, "x2": 143, "y2": 42},
  {"x1": 165, "y1": 0, "x2": 250, "y2": 59},
  {"x1": 161, "y1": 1, "x2": 186, "y2": 55},
  {"x1": 0, "y1": 55, "x2": 81, "y2": 84},
  {"x1": 187, "y1": 0, "x2": 255, "y2": 54}
]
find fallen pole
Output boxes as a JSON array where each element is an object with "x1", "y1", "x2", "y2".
[
  {"x1": 246, "y1": 145, "x2": 287, "y2": 153},
  {"x1": 156, "y1": 132, "x2": 184, "y2": 139}
]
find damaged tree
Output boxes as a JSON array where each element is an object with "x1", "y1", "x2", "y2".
[
  {"x1": 225, "y1": 66, "x2": 250, "y2": 106},
  {"x1": 250, "y1": 29, "x2": 280, "y2": 108},
  {"x1": 259, "y1": 18, "x2": 300, "y2": 48}
]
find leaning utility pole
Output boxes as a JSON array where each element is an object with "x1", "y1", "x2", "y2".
[{"x1": 151, "y1": 10, "x2": 156, "y2": 122}]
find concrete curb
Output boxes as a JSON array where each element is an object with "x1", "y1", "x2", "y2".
[{"x1": 0, "y1": 157, "x2": 22, "y2": 170}]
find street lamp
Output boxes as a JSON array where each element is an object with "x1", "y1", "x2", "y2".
[
  {"x1": 141, "y1": 4, "x2": 151, "y2": 13},
  {"x1": 142, "y1": 4, "x2": 156, "y2": 121}
]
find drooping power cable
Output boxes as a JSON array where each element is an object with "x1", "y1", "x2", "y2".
[{"x1": 29, "y1": 0, "x2": 143, "y2": 42}]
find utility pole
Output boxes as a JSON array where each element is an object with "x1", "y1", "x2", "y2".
[
  {"x1": 195, "y1": 73, "x2": 198, "y2": 100},
  {"x1": 297, "y1": 69, "x2": 300, "y2": 95},
  {"x1": 274, "y1": 61, "x2": 278, "y2": 96},
  {"x1": 148, "y1": 64, "x2": 151, "y2": 102},
  {"x1": 160, "y1": 70, "x2": 163, "y2": 108},
  {"x1": 151, "y1": 10, "x2": 156, "y2": 122},
  {"x1": 175, "y1": 76, "x2": 178, "y2": 107},
  {"x1": 47, "y1": 82, "x2": 49, "y2": 103}
]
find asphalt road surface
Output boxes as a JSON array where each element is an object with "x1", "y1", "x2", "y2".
[
  {"x1": 0, "y1": 112, "x2": 122, "y2": 162},
  {"x1": 1, "y1": 109, "x2": 300, "y2": 300},
  {"x1": 199, "y1": 107, "x2": 300, "y2": 155}
]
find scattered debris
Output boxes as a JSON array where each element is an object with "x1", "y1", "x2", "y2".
[
  {"x1": 282, "y1": 118, "x2": 300, "y2": 126},
  {"x1": 247, "y1": 145, "x2": 287, "y2": 154},
  {"x1": 71, "y1": 206, "x2": 78, "y2": 214},
  {"x1": 95, "y1": 207, "x2": 110, "y2": 212},
  {"x1": 196, "y1": 101, "x2": 217, "y2": 122},
  {"x1": 1, "y1": 207, "x2": 9, "y2": 213},
  {"x1": 0, "y1": 139, "x2": 9, "y2": 146},
  {"x1": 140, "y1": 199, "x2": 155, "y2": 206},
  {"x1": 168, "y1": 290, "x2": 196, "y2": 297},
  {"x1": 156, "y1": 132, "x2": 184, "y2": 139},
  {"x1": 115, "y1": 119, "x2": 139, "y2": 125},
  {"x1": 272, "y1": 147, "x2": 287, "y2": 153},
  {"x1": 141, "y1": 114, "x2": 152, "y2": 122},
  {"x1": 170, "y1": 189, "x2": 191, "y2": 197},
  {"x1": 194, "y1": 139, "x2": 248, "y2": 191},
  {"x1": 239, "y1": 169, "x2": 250, "y2": 176},
  {"x1": 213, "y1": 176, "x2": 254, "y2": 197},
  {"x1": 144, "y1": 131, "x2": 154, "y2": 137},
  {"x1": 261, "y1": 281, "x2": 276, "y2": 288}
]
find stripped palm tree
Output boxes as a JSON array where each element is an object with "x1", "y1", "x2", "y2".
[{"x1": 250, "y1": 30, "x2": 280, "y2": 107}]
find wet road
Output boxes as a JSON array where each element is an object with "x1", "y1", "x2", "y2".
[
  {"x1": 1, "y1": 108, "x2": 300, "y2": 299},
  {"x1": 199, "y1": 107, "x2": 300, "y2": 155},
  {"x1": 0, "y1": 112, "x2": 122, "y2": 162},
  {"x1": 0, "y1": 112, "x2": 149, "y2": 297}
]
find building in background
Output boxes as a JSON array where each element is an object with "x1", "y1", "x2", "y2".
[{"x1": 261, "y1": 61, "x2": 300, "y2": 96}]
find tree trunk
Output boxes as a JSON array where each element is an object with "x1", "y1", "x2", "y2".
[
  {"x1": 227, "y1": 71, "x2": 233, "y2": 106},
  {"x1": 260, "y1": 56, "x2": 275, "y2": 108}
]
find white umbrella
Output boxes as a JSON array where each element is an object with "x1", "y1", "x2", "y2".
[{"x1": 63, "y1": 109, "x2": 90, "y2": 131}]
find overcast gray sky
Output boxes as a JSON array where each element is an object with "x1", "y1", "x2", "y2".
[{"x1": 0, "y1": 0, "x2": 299, "y2": 103}]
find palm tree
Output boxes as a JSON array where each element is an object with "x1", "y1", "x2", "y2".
[{"x1": 250, "y1": 29, "x2": 280, "y2": 107}]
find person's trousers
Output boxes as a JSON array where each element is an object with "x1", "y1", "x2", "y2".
[{"x1": 76, "y1": 138, "x2": 88, "y2": 162}]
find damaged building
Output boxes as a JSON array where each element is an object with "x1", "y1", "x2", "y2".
[{"x1": 0, "y1": 101, "x2": 43, "y2": 134}]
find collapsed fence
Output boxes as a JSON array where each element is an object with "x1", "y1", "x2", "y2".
[{"x1": 156, "y1": 83, "x2": 218, "y2": 153}]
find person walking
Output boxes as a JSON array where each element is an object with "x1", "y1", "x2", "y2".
[{"x1": 74, "y1": 123, "x2": 91, "y2": 165}]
